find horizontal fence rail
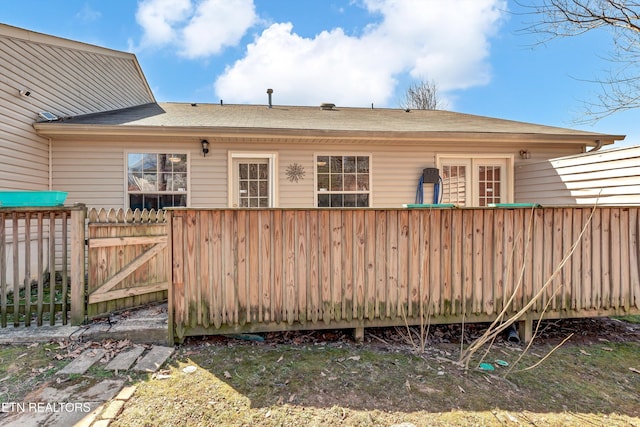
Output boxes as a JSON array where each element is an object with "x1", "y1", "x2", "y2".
[
  {"x1": 168, "y1": 207, "x2": 640, "y2": 342},
  {"x1": 0, "y1": 206, "x2": 85, "y2": 327}
]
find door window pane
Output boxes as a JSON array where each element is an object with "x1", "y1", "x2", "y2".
[
  {"x1": 237, "y1": 160, "x2": 270, "y2": 208},
  {"x1": 478, "y1": 165, "x2": 502, "y2": 206},
  {"x1": 442, "y1": 165, "x2": 467, "y2": 206}
]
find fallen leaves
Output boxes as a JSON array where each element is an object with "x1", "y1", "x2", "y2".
[{"x1": 50, "y1": 339, "x2": 134, "y2": 363}]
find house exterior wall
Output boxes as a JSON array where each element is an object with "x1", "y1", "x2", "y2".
[
  {"x1": 515, "y1": 145, "x2": 640, "y2": 206},
  {"x1": 0, "y1": 24, "x2": 154, "y2": 192},
  {"x1": 51, "y1": 136, "x2": 583, "y2": 210}
]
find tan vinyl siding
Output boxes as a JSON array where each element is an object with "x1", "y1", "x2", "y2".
[
  {"x1": 0, "y1": 32, "x2": 153, "y2": 119},
  {"x1": 53, "y1": 138, "x2": 587, "y2": 210},
  {"x1": 1, "y1": 24, "x2": 154, "y2": 191},
  {"x1": 0, "y1": 87, "x2": 50, "y2": 190},
  {"x1": 515, "y1": 145, "x2": 640, "y2": 205}
]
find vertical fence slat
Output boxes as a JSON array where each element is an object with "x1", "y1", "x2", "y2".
[
  {"x1": 237, "y1": 210, "x2": 248, "y2": 325},
  {"x1": 482, "y1": 209, "x2": 494, "y2": 315},
  {"x1": 472, "y1": 210, "x2": 483, "y2": 314},
  {"x1": 319, "y1": 210, "x2": 331, "y2": 323},
  {"x1": 571, "y1": 209, "x2": 582, "y2": 311},
  {"x1": 259, "y1": 210, "x2": 271, "y2": 323},
  {"x1": 408, "y1": 210, "x2": 421, "y2": 317},
  {"x1": 430, "y1": 210, "x2": 441, "y2": 316},
  {"x1": 296, "y1": 211, "x2": 307, "y2": 324},
  {"x1": 581, "y1": 208, "x2": 592, "y2": 311},
  {"x1": 397, "y1": 210, "x2": 409, "y2": 318},
  {"x1": 462, "y1": 209, "x2": 473, "y2": 317},
  {"x1": 198, "y1": 211, "x2": 208, "y2": 328},
  {"x1": 364, "y1": 210, "x2": 376, "y2": 320},
  {"x1": 387, "y1": 210, "x2": 398, "y2": 320},
  {"x1": 611, "y1": 208, "x2": 621, "y2": 309},
  {"x1": 212, "y1": 211, "x2": 223, "y2": 328},
  {"x1": 273, "y1": 210, "x2": 283, "y2": 324},
  {"x1": 375, "y1": 211, "x2": 386, "y2": 320},
  {"x1": 451, "y1": 209, "x2": 463, "y2": 316},
  {"x1": 248, "y1": 211, "x2": 260, "y2": 323},
  {"x1": 308, "y1": 210, "x2": 320, "y2": 323},
  {"x1": 441, "y1": 210, "x2": 452, "y2": 316},
  {"x1": 343, "y1": 210, "x2": 354, "y2": 322},
  {"x1": 630, "y1": 208, "x2": 640, "y2": 310},
  {"x1": 355, "y1": 210, "x2": 366, "y2": 320},
  {"x1": 23, "y1": 213, "x2": 31, "y2": 326},
  {"x1": 284, "y1": 210, "x2": 296, "y2": 325},
  {"x1": 523, "y1": 209, "x2": 534, "y2": 312},
  {"x1": 620, "y1": 208, "x2": 630, "y2": 311},
  {"x1": 12, "y1": 213, "x2": 19, "y2": 326},
  {"x1": 601, "y1": 209, "x2": 611, "y2": 309},
  {"x1": 61, "y1": 212, "x2": 68, "y2": 324}
]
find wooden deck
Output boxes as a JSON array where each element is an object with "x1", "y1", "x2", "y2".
[{"x1": 167, "y1": 207, "x2": 640, "y2": 343}]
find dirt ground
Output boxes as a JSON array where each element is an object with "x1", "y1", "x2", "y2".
[{"x1": 2, "y1": 310, "x2": 639, "y2": 427}]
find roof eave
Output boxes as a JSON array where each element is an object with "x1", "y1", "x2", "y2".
[{"x1": 33, "y1": 123, "x2": 624, "y2": 146}]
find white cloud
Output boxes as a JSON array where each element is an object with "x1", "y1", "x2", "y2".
[
  {"x1": 76, "y1": 4, "x2": 101, "y2": 23},
  {"x1": 136, "y1": 0, "x2": 192, "y2": 46},
  {"x1": 135, "y1": 0, "x2": 257, "y2": 58},
  {"x1": 215, "y1": 0, "x2": 507, "y2": 107}
]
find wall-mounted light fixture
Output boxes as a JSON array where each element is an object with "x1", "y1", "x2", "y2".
[
  {"x1": 201, "y1": 139, "x2": 210, "y2": 157},
  {"x1": 519, "y1": 149, "x2": 531, "y2": 160},
  {"x1": 19, "y1": 89, "x2": 31, "y2": 97}
]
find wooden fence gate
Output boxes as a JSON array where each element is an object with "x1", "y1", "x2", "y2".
[{"x1": 87, "y1": 208, "x2": 168, "y2": 318}]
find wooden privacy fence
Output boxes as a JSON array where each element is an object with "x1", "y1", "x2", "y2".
[
  {"x1": 87, "y1": 208, "x2": 168, "y2": 318},
  {"x1": 0, "y1": 206, "x2": 85, "y2": 327},
  {"x1": 168, "y1": 207, "x2": 640, "y2": 343}
]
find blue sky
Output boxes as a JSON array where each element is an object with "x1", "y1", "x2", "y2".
[{"x1": 2, "y1": 0, "x2": 637, "y2": 147}]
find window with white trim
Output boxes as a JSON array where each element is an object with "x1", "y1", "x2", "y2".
[
  {"x1": 316, "y1": 155, "x2": 370, "y2": 207},
  {"x1": 127, "y1": 153, "x2": 188, "y2": 210}
]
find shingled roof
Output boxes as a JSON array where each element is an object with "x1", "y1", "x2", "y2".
[{"x1": 34, "y1": 102, "x2": 625, "y2": 146}]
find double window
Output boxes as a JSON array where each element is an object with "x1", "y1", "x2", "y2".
[
  {"x1": 316, "y1": 155, "x2": 370, "y2": 207},
  {"x1": 127, "y1": 153, "x2": 188, "y2": 210}
]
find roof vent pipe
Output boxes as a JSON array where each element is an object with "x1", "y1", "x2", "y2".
[{"x1": 267, "y1": 88, "x2": 273, "y2": 108}]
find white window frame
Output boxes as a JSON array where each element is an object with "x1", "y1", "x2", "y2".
[
  {"x1": 228, "y1": 152, "x2": 278, "y2": 207},
  {"x1": 314, "y1": 153, "x2": 373, "y2": 208},
  {"x1": 436, "y1": 154, "x2": 514, "y2": 207},
  {"x1": 124, "y1": 150, "x2": 190, "y2": 209}
]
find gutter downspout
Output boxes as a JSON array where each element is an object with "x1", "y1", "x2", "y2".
[
  {"x1": 587, "y1": 139, "x2": 603, "y2": 153},
  {"x1": 48, "y1": 137, "x2": 52, "y2": 190}
]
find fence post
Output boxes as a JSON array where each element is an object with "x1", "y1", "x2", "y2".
[
  {"x1": 70, "y1": 204, "x2": 87, "y2": 325},
  {"x1": 166, "y1": 209, "x2": 175, "y2": 345}
]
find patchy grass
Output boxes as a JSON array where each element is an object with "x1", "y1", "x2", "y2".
[
  {"x1": 0, "y1": 343, "x2": 66, "y2": 404},
  {"x1": 111, "y1": 333, "x2": 640, "y2": 426},
  {"x1": 614, "y1": 315, "x2": 640, "y2": 324},
  {"x1": 1, "y1": 316, "x2": 639, "y2": 427}
]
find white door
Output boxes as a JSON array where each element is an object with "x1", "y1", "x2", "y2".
[
  {"x1": 439, "y1": 157, "x2": 510, "y2": 207},
  {"x1": 233, "y1": 158, "x2": 271, "y2": 207}
]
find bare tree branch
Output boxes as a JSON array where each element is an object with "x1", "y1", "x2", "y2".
[
  {"x1": 519, "y1": 1, "x2": 640, "y2": 122},
  {"x1": 399, "y1": 79, "x2": 445, "y2": 110}
]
